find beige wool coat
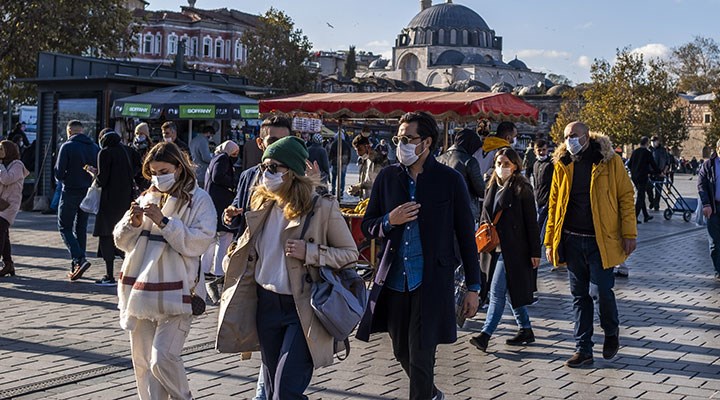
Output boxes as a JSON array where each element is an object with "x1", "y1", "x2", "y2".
[{"x1": 215, "y1": 195, "x2": 358, "y2": 368}]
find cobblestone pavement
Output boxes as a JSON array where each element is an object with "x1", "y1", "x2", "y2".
[{"x1": 1, "y1": 174, "x2": 719, "y2": 399}]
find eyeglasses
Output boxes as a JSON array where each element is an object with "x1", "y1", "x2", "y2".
[
  {"x1": 391, "y1": 135, "x2": 422, "y2": 146},
  {"x1": 259, "y1": 162, "x2": 288, "y2": 174}
]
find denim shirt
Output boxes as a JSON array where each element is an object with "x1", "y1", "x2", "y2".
[
  {"x1": 384, "y1": 174, "x2": 424, "y2": 292},
  {"x1": 381, "y1": 168, "x2": 481, "y2": 293}
]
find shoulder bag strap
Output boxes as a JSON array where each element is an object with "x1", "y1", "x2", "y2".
[
  {"x1": 491, "y1": 209, "x2": 503, "y2": 225},
  {"x1": 299, "y1": 195, "x2": 320, "y2": 240}
]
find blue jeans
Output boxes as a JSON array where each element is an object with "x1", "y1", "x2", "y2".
[
  {"x1": 58, "y1": 187, "x2": 89, "y2": 264},
  {"x1": 254, "y1": 365, "x2": 266, "y2": 400},
  {"x1": 256, "y1": 286, "x2": 313, "y2": 399},
  {"x1": 563, "y1": 234, "x2": 619, "y2": 355},
  {"x1": 707, "y1": 213, "x2": 720, "y2": 275},
  {"x1": 481, "y1": 256, "x2": 531, "y2": 336},
  {"x1": 50, "y1": 181, "x2": 63, "y2": 211},
  {"x1": 330, "y1": 164, "x2": 347, "y2": 196}
]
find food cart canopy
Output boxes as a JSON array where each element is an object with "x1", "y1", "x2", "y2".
[
  {"x1": 259, "y1": 92, "x2": 538, "y2": 123},
  {"x1": 112, "y1": 84, "x2": 258, "y2": 120}
]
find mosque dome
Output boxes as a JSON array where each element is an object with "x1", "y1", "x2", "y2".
[
  {"x1": 407, "y1": 3, "x2": 491, "y2": 31},
  {"x1": 508, "y1": 58, "x2": 528, "y2": 70}
]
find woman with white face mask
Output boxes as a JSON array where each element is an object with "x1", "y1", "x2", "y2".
[
  {"x1": 217, "y1": 136, "x2": 358, "y2": 399},
  {"x1": 470, "y1": 147, "x2": 541, "y2": 353},
  {"x1": 113, "y1": 141, "x2": 216, "y2": 400}
]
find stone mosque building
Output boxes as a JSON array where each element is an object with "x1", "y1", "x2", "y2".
[{"x1": 371, "y1": 0, "x2": 546, "y2": 90}]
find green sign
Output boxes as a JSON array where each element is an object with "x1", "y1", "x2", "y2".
[
  {"x1": 122, "y1": 103, "x2": 151, "y2": 118},
  {"x1": 180, "y1": 105, "x2": 216, "y2": 119},
  {"x1": 240, "y1": 105, "x2": 259, "y2": 119}
]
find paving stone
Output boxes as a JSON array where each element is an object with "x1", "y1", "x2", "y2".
[{"x1": 0, "y1": 204, "x2": 718, "y2": 399}]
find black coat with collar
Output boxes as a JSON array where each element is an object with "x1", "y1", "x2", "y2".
[
  {"x1": 479, "y1": 175, "x2": 540, "y2": 308},
  {"x1": 356, "y1": 155, "x2": 480, "y2": 348}
]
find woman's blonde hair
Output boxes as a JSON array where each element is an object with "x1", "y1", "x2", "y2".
[
  {"x1": 142, "y1": 142, "x2": 196, "y2": 210},
  {"x1": 250, "y1": 170, "x2": 317, "y2": 220}
]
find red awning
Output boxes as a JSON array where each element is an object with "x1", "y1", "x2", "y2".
[{"x1": 259, "y1": 92, "x2": 538, "y2": 123}]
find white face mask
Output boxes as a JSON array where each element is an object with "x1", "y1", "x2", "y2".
[
  {"x1": 566, "y1": 137, "x2": 584, "y2": 155},
  {"x1": 396, "y1": 142, "x2": 422, "y2": 166},
  {"x1": 263, "y1": 170, "x2": 286, "y2": 192},
  {"x1": 537, "y1": 155, "x2": 548, "y2": 161},
  {"x1": 496, "y1": 166, "x2": 513, "y2": 181},
  {"x1": 151, "y1": 172, "x2": 176, "y2": 192},
  {"x1": 163, "y1": 136, "x2": 174, "y2": 143}
]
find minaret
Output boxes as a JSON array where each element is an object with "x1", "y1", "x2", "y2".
[
  {"x1": 188, "y1": 0, "x2": 197, "y2": 8},
  {"x1": 420, "y1": 0, "x2": 431, "y2": 11}
]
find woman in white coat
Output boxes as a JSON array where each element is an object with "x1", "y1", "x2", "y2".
[
  {"x1": 114, "y1": 142, "x2": 216, "y2": 400},
  {"x1": 0, "y1": 141, "x2": 29, "y2": 277}
]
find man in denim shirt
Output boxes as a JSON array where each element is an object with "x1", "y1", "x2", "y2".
[{"x1": 357, "y1": 112, "x2": 480, "y2": 400}]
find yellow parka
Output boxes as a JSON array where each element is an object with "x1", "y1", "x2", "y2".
[{"x1": 544, "y1": 133, "x2": 637, "y2": 269}]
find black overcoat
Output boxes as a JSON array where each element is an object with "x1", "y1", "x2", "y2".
[
  {"x1": 356, "y1": 156, "x2": 480, "y2": 348},
  {"x1": 93, "y1": 143, "x2": 137, "y2": 237},
  {"x1": 479, "y1": 176, "x2": 540, "y2": 308},
  {"x1": 204, "y1": 153, "x2": 237, "y2": 232}
]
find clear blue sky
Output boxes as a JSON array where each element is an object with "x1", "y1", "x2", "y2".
[{"x1": 150, "y1": 0, "x2": 720, "y2": 84}]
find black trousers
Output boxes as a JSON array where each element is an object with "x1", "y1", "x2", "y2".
[
  {"x1": 385, "y1": 288, "x2": 437, "y2": 400},
  {"x1": 0, "y1": 217, "x2": 12, "y2": 264},
  {"x1": 256, "y1": 285, "x2": 314, "y2": 400},
  {"x1": 633, "y1": 180, "x2": 649, "y2": 219},
  {"x1": 97, "y1": 235, "x2": 117, "y2": 277}
]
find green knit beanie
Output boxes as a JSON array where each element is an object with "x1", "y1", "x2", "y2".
[{"x1": 262, "y1": 136, "x2": 309, "y2": 176}]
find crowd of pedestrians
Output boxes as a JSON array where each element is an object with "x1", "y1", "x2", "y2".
[{"x1": 3, "y1": 111, "x2": 720, "y2": 399}]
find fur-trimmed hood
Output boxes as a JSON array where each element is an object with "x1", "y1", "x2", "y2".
[{"x1": 552, "y1": 132, "x2": 616, "y2": 166}]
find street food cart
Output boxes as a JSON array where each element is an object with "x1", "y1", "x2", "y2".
[{"x1": 259, "y1": 92, "x2": 539, "y2": 275}]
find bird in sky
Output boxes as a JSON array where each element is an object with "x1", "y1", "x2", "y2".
[{"x1": 326, "y1": 22, "x2": 335, "y2": 28}]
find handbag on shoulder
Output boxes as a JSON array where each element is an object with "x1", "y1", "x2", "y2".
[{"x1": 475, "y1": 210, "x2": 502, "y2": 253}]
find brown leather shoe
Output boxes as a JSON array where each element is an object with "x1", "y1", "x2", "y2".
[
  {"x1": 0, "y1": 261, "x2": 15, "y2": 277},
  {"x1": 565, "y1": 352, "x2": 594, "y2": 368}
]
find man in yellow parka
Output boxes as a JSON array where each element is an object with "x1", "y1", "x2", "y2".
[{"x1": 544, "y1": 121, "x2": 637, "y2": 368}]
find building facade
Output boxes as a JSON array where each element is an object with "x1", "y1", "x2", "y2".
[
  {"x1": 368, "y1": 0, "x2": 545, "y2": 89},
  {"x1": 129, "y1": 4, "x2": 258, "y2": 74}
]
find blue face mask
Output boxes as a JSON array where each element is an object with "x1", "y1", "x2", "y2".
[{"x1": 566, "y1": 137, "x2": 584, "y2": 155}]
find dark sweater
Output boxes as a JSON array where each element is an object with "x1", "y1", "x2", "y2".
[
  {"x1": 532, "y1": 157, "x2": 554, "y2": 208},
  {"x1": 54, "y1": 134, "x2": 100, "y2": 190},
  {"x1": 628, "y1": 147, "x2": 659, "y2": 184},
  {"x1": 563, "y1": 148, "x2": 595, "y2": 235}
]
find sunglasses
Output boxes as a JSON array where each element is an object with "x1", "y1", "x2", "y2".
[
  {"x1": 259, "y1": 162, "x2": 288, "y2": 174},
  {"x1": 391, "y1": 135, "x2": 422, "y2": 146}
]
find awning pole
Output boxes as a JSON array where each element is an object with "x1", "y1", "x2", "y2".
[
  {"x1": 444, "y1": 118, "x2": 449, "y2": 153},
  {"x1": 336, "y1": 119, "x2": 343, "y2": 201},
  {"x1": 188, "y1": 120, "x2": 193, "y2": 144}
]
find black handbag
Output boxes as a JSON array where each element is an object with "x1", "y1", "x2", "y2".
[{"x1": 190, "y1": 262, "x2": 206, "y2": 316}]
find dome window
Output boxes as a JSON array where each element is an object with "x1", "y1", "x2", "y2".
[{"x1": 450, "y1": 29, "x2": 457, "y2": 45}]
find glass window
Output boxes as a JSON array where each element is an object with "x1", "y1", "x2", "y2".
[
  {"x1": 144, "y1": 34, "x2": 153, "y2": 54},
  {"x1": 155, "y1": 33, "x2": 162, "y2": 55},
  {"x1": 215, "y1": 38, "x2": 224, "y2": 59},
  {"x1": 450, "y1": 29, "x2": 457, "y2": 45},
  {"x1": 56, "y1": 98, "x2": 98, "y2": 146},
  {"x1": 203, "y1": 37, "x2": 212, "y2": 57},
  {"x1": 438, "y1": 29, "x2": 444, "y2": 44},
  {"x1": 705, "y1": 113, "x2": 712, "y2": 124},
  {"x1": 190, "y1": 37, "x2": 197, "y2": 56},
  {"x1": 168, "y1": 34, "x2": 178, "y2": 55}
]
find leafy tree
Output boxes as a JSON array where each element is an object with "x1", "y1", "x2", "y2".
[
  {"x1": 670, "y1": 36, "x2": 720, "y2": 94},
  {"x1": 0, "y1": 0, "x2": 135, "y2": 104},
  {"x1": 239, "y1": 8, "x2": 315, "y2": 94},
  {"x1": 546, "y1": 73, "x2": 573, "y2": 86},
  {"x1": 343, "y1": 46, "x2": 357, "y2": 79},
  {"x1": 705, "y1": 95, "x2": 720, "y2": 147},
  {"x1": 581, "y1": 48, "x2": 686, "y2": 147},
  {"x1": 549, "y1": 87, "x2": 583, "y2": 143}
]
